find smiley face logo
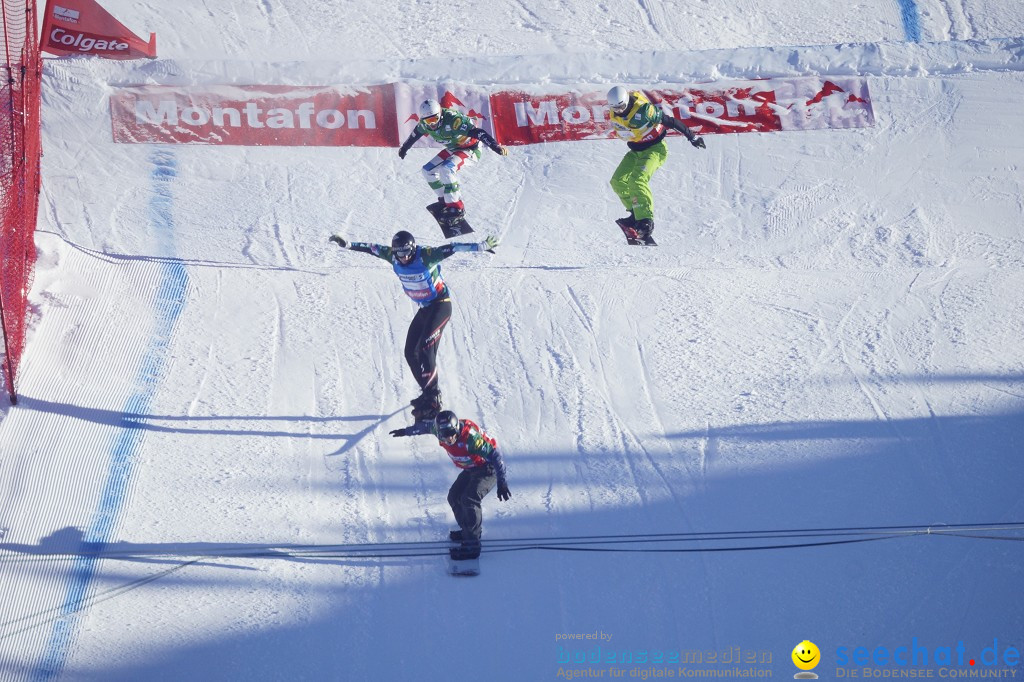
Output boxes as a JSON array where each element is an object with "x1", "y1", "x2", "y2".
[{"x1": 792, "y1": 640, "x2": 821, "y2": 671}]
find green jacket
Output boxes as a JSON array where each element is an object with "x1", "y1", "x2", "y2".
[{"x1": 399, "y1": 108, "x2": 502, "y2": 154}]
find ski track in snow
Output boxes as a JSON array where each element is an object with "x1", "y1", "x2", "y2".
[
  {"x1": 636, "y1": 0, "x2": 670, "y2": 48},
  {"x1": 936, "y1": 0, "x2": 974, "y2": 39}
]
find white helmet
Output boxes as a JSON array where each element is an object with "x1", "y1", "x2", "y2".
[
  {"x1": 419, "y1": 99, "x2": 442, "y2": 128},
  {"x1": 607, "y1": 86, "x2": 630, "y2": 114}
]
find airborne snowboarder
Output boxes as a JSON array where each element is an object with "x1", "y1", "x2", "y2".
[
  {"x1": 398, "y1": 98, "x2": 509, "y2": 231},
  {"x1": 329, "y1": 231, "x2": 498, "y2": 420}
]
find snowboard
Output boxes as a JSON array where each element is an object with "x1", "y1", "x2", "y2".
[
  {"x1": 427, "y1": 202, "x2": 474, "y2": 239},
  {"x1": 616, "y1": 218, "x2": 657, "y2": 246},
  {"x1": 448, "y1": 535, "x2": 480, "y2": 577}
]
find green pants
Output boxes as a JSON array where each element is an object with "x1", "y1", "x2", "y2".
[{"x1": 609, "y1": 141, "x2": 668, "y2": 221}]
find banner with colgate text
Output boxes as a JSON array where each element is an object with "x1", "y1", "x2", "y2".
[
  {"x1": 40, "y1": 0, "x2": 156, "y2": 60},
  {"x1": 108, "y1": 77, "x2": 874, "y2": 146}
]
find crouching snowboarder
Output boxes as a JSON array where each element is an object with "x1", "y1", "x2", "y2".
[
  {"x1": 391, "y1": 410, "x2": 510, "y2": 560},
  {"x1": 606, "y1": 85, "x2": 706, "y2": 245},
  {"x1": 398, "y1": 98, "x2": 509, "y2": 231}
]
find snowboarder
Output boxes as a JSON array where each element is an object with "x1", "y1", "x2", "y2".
[
  {"x1": 329, "y1": 231, "x2": 498, "y2": 420},
  {"x1": 398, "y1": 98, "x2": 509, "y2": 227},
  {"x1": 390, "y1": 410, "x2": 510, "y2": 560},
  {"x1": 606, "y1": 85, "x2": 707, "y2": 244}
]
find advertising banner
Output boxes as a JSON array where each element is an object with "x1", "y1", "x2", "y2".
[
  {"x1": 110, "y1": 84, "x2": 399, "y2": 146},
  {"x1": 489, "y1": 78, "x2": 874, "y2": 145},
  {"x1": 40, "y1": 0, "x2": 156, "y2": 60},
  {"x1": 109, "y1": 78, "x2": 873, "y2": 146}
]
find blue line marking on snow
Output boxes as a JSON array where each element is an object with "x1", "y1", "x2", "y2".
[
  {"x1": 33, "y1": 150, "x2": 189, "y2": 680},
  {"x1": 897, "y1": 0, "x2": 922, "y2": 42}
]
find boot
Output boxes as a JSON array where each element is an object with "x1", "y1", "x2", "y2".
[
  {"x1": 634, "y1": 218, "x2": 654, "y2": 240},
  {"x1": 410, "y1": 386, "x2": 441, "y2": 407},
  {"x1": 449, "y1": 530, "x2": 463, "y2": 542},
  {"x1": 442, "y1": 204, "x2": 465, "y2": 226},
  {"x1": 411, "y1": 391, "x2": 442, "y2": 421}
]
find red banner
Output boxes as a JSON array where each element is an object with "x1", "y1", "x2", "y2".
[
  {"x1": 489, "y1": 86, "x2": 783, "y2": 145},
  {"x1": 488, "y1": 79, "x2": 874, "y2": 145},
  {"x1": 110, "y1": 84, "x2": 399, "y2": 146},
  {"x1": 108, "y1": 79, "x2": 873, "y2": 146},
  {"x1": 40, "y1": 0, "x2": 156, "y2": 60}
]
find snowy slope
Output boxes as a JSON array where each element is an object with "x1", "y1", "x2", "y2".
[
  {"x1": 78, "y1": 0, "x2": 1024, "y2": 60},
  {"x1": 2, "y1": 2, "x2": 1024, "y2": 681}
]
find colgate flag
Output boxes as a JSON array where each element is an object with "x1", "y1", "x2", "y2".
[{"x1": 40, "y1": 0, "x2": 157, "y2": 60}]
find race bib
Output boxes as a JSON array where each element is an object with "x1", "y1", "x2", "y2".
[{"x1": 399, "y1": 272, "x2": 433, "y2": 301}]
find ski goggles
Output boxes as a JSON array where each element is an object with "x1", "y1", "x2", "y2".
[
  {"x1": 437, "y1": 425, "x2": 459, "y2": 443},
  {"x1": 394, "y1": 246, "x2": 415, "y2": 261},
  {"x1": 422, "y1": 113, "x2": 441, "y2": 127}
]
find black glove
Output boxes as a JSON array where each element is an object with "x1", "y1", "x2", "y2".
[
  {"x1": 390, "y1": 422, "x2": 430, "y2": 437},
  {"x1": 691, "y1": 137, "x2": 706, "y2": 149},
  {"x1": 329, "y1": 234, "x2": 347, "y2": 248},
  {"x1": 497, "y1": 481, "x2": 511, "y2": 501},
  {"x1": 398, "y1": 146, "x2": 409, "y2": 159}
]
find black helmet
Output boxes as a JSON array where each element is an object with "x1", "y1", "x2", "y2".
[
  {"x1": 392, "y1": 230, "x2": 416, "y2": 263},
  {"x1": 435, "y1": 410, "x2": 460, "y2": 440}
]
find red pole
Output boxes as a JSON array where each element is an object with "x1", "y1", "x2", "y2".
[{"x1": 0, "y1": 292, "x2": 17, "y2": 405}]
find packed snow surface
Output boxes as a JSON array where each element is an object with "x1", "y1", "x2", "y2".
[{"x1": 2, "y1": 1, "x2": 1023, "y2": 680}]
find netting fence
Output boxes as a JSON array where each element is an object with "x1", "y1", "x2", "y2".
[{"x1": 1, "y1": 0, "x2": 41, "y2": 405}]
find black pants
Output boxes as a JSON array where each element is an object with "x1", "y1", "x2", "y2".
[
  {"x1": 405, "y1": 298, "x2": 452, "y2": 392},
  {"x1": 447, "y1": 466, "x2": 496, "y2": 544}
]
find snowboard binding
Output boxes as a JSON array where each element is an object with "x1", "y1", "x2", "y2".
[
  {"x1": 616, "y1": 216, "x2": 656, "y2": 246},
  {"x1": 427, "y1": 201, "x2": 474, "y2": 239}
]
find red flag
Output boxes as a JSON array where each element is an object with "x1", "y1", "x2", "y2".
[{"x1": 40, "y1": 0, "x2": 156, "y2": 60}]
